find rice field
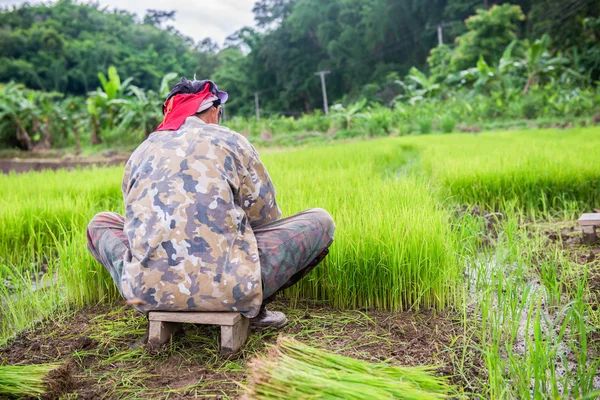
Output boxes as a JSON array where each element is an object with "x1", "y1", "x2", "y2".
[{"x1": 1, "y1": 126, "x2": 600, "y2": 398}]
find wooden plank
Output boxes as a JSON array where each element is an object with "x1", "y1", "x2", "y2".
[
  {"x1": 582, "y1": 225, "x2": 598, "y2": 244},
  {"x1": 578, "y1": 213, "x2": 600, "y2": 226},
  {"x1": 148, "y1": 311, "x2": 241, "y2": 326},
  {"x1": 147, "y1": 320, "x2": 179, "y2": 347},
  {"x1": 220, "y1": 317, "x2": 250, "y2": 356}
]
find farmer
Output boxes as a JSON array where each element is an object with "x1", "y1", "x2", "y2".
[{"x1": 86, "y1": 78, "x2": 335, "y2": 328}]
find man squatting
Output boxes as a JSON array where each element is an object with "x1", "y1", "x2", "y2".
[{"x1": 86, "y1": 79, "x2": 335, "y2": 328}]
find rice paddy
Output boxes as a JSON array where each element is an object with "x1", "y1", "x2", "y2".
[{"x1": 1, "y1": 126, "x2": 600, "y2": 398}]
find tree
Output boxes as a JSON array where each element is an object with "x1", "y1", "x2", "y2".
[
  {"x1": 450, "y1": 4, "x2": 525, "y2": 72},
  {"x1": 143, "y1": 9, "x2": 176, "y2": 27},
  {"x1": 0, "y1": 2, "x2": 214, "y2": 96},
  {"x1": 427, "y1": 44, "x2": 454, "y2": 83},
  {"x1": 252, "y1": 0, "x2": 298, "y2": 28}
]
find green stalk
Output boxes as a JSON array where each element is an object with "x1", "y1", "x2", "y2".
[
  {"x1": 243, "y1": 337, "x2": 454, "y2": 400},
  {"x1": 0, "y1": 363, "x2": 61, "y2": 397}
]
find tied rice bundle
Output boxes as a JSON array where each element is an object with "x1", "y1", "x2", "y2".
[
  {"x1": 0, "y1": 362, "x2": 71, "y2": 398},
  {"x1": 243, "y1": 336, "x2": 454, "y2": 400}
]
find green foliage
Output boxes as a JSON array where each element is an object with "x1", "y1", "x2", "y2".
[
  {"x1": 330, "y1": 99, "x2": 367, "y2": 130},
  {"x1": 1, "y1": 0, "x2": 599, "y2": 117},
  {"x1": 427, "y1": 44, "x2": 453, "y2": 84},
  {"x1": 439, "y1": 114, "x2": 457, "y2": 133},
  {"x1": 0, "y1": 1, "x2": 599, "y2": 150},
  {"x1": 0, "y1": 82, "x2": 64, "y2": 150},
  {"x1": 416, "y1": 116, "x2": 434, "y2": 134},
  {"x1": 450, "y1": 4, "x2": 525, "y2": 72},
  {"x1": 0, "y1": 1, "x2": 204, "y2": 95}
]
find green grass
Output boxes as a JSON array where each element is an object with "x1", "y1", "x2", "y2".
[
  {"x1": 1, "y1": 126, "x2": 600, "y2": 397},
  {"x1": 409, "y1": 128, "x2": 600, "y2": 217}
]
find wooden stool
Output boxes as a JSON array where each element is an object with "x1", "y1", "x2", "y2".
[
  {"x1": 147, "y1": 311, "x2": 250, "y2": 356},
  {"x1": 578, "y1": 213, "x2": 600, "y2": 244}
]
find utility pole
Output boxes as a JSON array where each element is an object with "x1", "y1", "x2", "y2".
[
  {"x1": 314, "y1": 70, "x2": 331, "y2": 115},
  {"x1": 427, "y1": 22, "x2": 451, "y2": 46},
  {"x1": 254, "y1": 92, "x2": 260, "y2": 121}
]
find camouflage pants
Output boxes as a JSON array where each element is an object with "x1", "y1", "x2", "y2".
[{"x1": 86, "y1": 208, "x2": 335, "y2": 303}]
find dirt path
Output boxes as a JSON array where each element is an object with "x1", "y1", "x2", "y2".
[{"x1": 0, "y1": 156, "x2": 129, "y2": 174}]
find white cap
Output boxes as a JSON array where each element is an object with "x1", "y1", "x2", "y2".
[{"x1": 197, "y1": 95, "x2": 219, "y2": 113}]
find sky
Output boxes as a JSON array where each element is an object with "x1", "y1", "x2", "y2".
[{"x1": 0, "y1": 0, "x2": 257, "y2": 45}]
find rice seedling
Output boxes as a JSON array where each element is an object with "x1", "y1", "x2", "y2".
[
  {"x1": 1, "y1": 126, "x2": 600, "y2": 397},
  {"x1": 0, "y1": 140, "x2": 467, "y2": 348},
  {"x1": 242, "y1": 336, "x2": 454, "y2": 399},
  {"x1": 0, "y1": 363, "x2": 64, "y2": 398},
  {"x1": 409, "y1": 127, "x2": 600, "y2": 217},
  {"x1": 467, "y1": 208, "x2": 600, "y2": 399},
  {"x1": 261, "y1": 141, "x2": 465, "y2": 311}
]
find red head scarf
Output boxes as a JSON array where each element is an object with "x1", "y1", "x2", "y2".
[{"x1": 156, "y1": 83, "x2": 213, "y2": 131}]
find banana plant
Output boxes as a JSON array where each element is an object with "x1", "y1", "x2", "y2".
[
  {"x1": 0, "y1": 83, "x2": 35, "y2": 150},
  {"x1": 159, "y1": 72, "x2": 178, "y2": 99},
  {"x1": 0, "y1": 82, "x2": 62, "y2": 151},
  {"x1": 330, "y1": 99, "x2": 367, "y2": 130},
  {"x1": 116, "y1": 86, "x2": 162, "y2": 139},
  {"x1": 509, "y1": 35, "x2": 573, "y2": 94},
  {"x1": 393, "y1": 67, "x2": 440, "y2": 105},
  {"x1": 449, "y1": 41, "x2": 518, "y2": 92},
  {"x1": 97, "y1": 66, "x2": 133, "y2": 101},
  {"x1": 86, "y1": 66, "x2": 133, "y2": 144}
]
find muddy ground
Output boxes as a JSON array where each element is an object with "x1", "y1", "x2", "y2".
[
  {"x1": 0, "y1": 299, "x2": 480, "y2": 399},
  {"x1": 0, "y1": 155, "x2": 128, "y2": 174},
  {"x1": 532, "y1": 220, "x2": 600, "y2": 295}
]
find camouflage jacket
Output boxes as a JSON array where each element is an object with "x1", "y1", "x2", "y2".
[{"x1": 120, "y1": 116, "x2": 281, "y2": 317}]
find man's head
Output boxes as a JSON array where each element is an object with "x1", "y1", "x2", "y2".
[
  {"x1": 197, "y1": 99, "x2": 222, "y2": 125},
  {"x1": 164, "y1": 78, "x2": 228, "y2": 125}
]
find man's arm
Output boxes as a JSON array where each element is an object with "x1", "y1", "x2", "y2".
[{"x1": 240, "y1": 153, "x2": 281, "y2": 228}]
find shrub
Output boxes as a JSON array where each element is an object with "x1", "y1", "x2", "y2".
[
  {"x1": 519, "y1": 93, "x2": 545, "y2": 119},
  {"x1": 439, "y1": 114, "x2": 457, "y2": 133},
  {"x1": 417, "y1": 117, "x2": 433, "y2": 134}
]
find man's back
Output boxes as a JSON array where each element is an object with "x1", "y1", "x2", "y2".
[
  {"x1": 86, "y1": 78, "x2": 334, "y2": 329},
  {"x1": 120, "y1": 117, "x2": 279, "y2": 317}
]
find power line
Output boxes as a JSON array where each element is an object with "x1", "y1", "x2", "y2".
[
  {"x1": 326, "y1": 28, "x2": 425, "y2": 71},
  {"x1": 557, "y1": 0, "x2": 595, "y2": 22},
  {"x1": 536, "y1": 0, "x2": 587, "y2": 22}
]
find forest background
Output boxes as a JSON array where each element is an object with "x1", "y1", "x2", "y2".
[{"x1": 0, "y1": 0, "x2": 598, "y2": 150}]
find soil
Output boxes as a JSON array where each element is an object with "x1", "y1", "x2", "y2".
[
  {"x1": 0, "y1": 300, "x2": 478, "y2": 399},
  {"x1": 0, "y1": 155, "x2": 129, "y2": 174},
  {"x1": 527, "y1": 219, "x2": 600, "y2": 355},
  {"x1": 535, "y1": 221, "x2": 600, "y2": 292}
]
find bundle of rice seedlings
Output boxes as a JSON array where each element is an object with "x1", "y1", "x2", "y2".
[
  {"x1": 242, "y1": 337, "x2": 454, "y2": 400},
  {"x1": 0, "y1": 362, "x2": 72, "y2": 398}
]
